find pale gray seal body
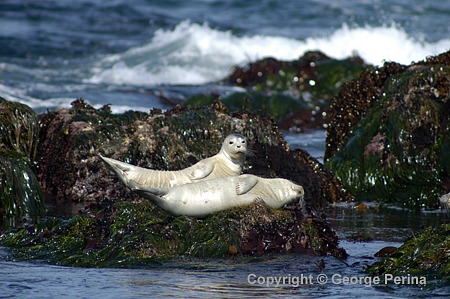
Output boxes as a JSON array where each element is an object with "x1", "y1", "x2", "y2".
[
  {"x1": 439, "y1": 192, "x2": 450, "y2": 209},
  {"x1": 99, "y1": 134, "x2": 247, "y2": 189},
  {"x1": 132, "y1": 174, "x2": 305, "y2": 217}
]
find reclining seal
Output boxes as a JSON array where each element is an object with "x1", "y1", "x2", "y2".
[
  {"x1": 99, "y1": 133, "x2": 247, "y2": 189},
  {"x1": 132, "y1": 174, "x2": 305, "y2": 217}
]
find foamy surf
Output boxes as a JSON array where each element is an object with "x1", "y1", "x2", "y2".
[
  {"x1": 86, "y1": 21, "x2": 450, "y2": 86},
  {"x1": 0, "y1": 84, "x2": 151, "y2": 114}
]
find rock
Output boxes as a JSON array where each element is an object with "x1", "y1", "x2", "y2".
[
  {"x1": 374, "y1": 246, "x2": 398, "y2": 257},
  {"x1": 185, "y1": 51, "x2": 368, "y2": 131},
  {"x1": 0, "y1": 97, "x2": 39, "y2": 159},
  {"x1": 37, "y1": 99, "x2": 350, "y2": 208},
  {"x1": 0, "y1": 198, "x2": 347, "y2": 267},
  {"x1": 184, "y1": 92, "x2": 307, "y2": 124},
  {"x1": 324, "y1": 62, "x2": 407, "y2": 159},
  {"x1": 0, "y1": 97, "x2": 45, "y2": 228},
  {"x1": 37, "y1": 99, "x2": 147, "y2": 203},
  {"x1": 227, "y1": 51, "x2": 367, "y2": 101},
  {"x1": 325, "y1": 51, "x2": 450, "y2": 208},
  {"x1": 367, "y1": 223, "x2": 450, "y2": 286},
  {"x1": 0, "y1": 98, "x2": 351, "y2": 263}
]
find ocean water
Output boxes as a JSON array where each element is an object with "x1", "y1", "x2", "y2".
[
  {"x1": 0, "y1": 0, "x2": 449, "y2": 113},
  {"x1": 1, "y1": 206, "x2": 449, "y2": 299}
]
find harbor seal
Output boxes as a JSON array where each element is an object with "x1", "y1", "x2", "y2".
[
  {"x1": 439, "y1": 192, "x2": 450, "y2": 209},
  {"x1": 99, "y1": 133, "x2": 247, "y2": 189},
  {"x1": 132, "y1": 174, "x2": 305, "y2": 217}
]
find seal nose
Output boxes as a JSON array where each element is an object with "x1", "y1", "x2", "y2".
[{"x1": 237, "y1": 145, "x2": 241, "y2": 148}]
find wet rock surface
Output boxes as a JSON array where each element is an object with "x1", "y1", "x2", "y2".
[
  {"x1": 185, "y1": 51, "x2": 368, "y2": 131},
  {"x1": 0, "y1": 97, "x2": 45, "y2": 227},
  {"x1": 367, "y1": 223, "x2": 450, "y2": 286},
  {"x1": 325, "y1": 51, "x2": 450, "y2": 208},
  {"x1": 0, "y1": 98, "x2": 349, "y2": 263},
  {"x1": 37, "y1": 99, "x2": 349, "y2": 208}
]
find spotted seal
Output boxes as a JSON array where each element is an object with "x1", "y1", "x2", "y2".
[
  {"x1": 99, "y1": 133, "x2": 247, "y2": 189},
  {"x1": 132, "y1": 174, "x2": 305, "y2": 217}
]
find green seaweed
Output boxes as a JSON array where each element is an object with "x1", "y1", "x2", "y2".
[
  {"x1": 367, "y1": 223, "x2": 450, "y2": 286},
  {"x1": 0, "y1": 149, "x2": 45, "y2": 228},
  {"x1": 0, "y1": 97, "x2": 39, "y2": 160},
  {"x1": 184, "y1": 92, "x2": 307, "y2": 121},
  {"x1": 313, "y1": 57, "x2": 367, "y2": 99},
  {"x1": 0, "y1": 199, "x2": 344, "y2": 267},
  {"x1": 327, "y1": 66, "x2": 450, "y2": 208}
]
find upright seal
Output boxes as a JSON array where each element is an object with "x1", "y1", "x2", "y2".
[
  {"x1": 133, "y1": 174, "x2": 305, "y2": 217},
  {"x1": 99, "y1": 133, "x2": 247, "y2": 189}
]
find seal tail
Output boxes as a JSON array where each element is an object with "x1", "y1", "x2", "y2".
[
  {"x1": 98, "y1": 154, "x2": 137, "y2": 187},
  {"x1": 99, "y1": 155, "x2": 133, "y2": 174}
]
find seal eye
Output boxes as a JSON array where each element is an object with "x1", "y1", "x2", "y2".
[
  {"x1": 229, "y1": 141, "x2": 234, "y2": 145},
  {"x1": 241, "y1": 140, "x2": 246, "y2": 144}
]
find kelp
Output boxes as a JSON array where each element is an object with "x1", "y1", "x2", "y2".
[
  {"x1": 0, "y1": 97, "x2": 39, "y2": 160},
  {"x1": 0, "y1": 150, "x2": 45, "y2": 228},
  {"x1": 0, "y1": 97, "x2": 45, "y2": 228}
]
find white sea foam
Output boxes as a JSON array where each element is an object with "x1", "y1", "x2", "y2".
[
  {"x1": 0, "y1": 84, "x2": 150, "y2": 114},
  {"x1": 0, "y1": 84, "x2": 72, "y2": 110},
  {"x1": 87, "y1": 21, "x2": 450, "y2": 86}
]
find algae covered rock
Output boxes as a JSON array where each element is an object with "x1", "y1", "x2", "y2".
[
  {"x1": 0, "y1": 97, "x2": 45, "y2": 228},
  {"x1": 185, "y1": 51, "x2": 368, "y2": 131},
  {"x1": 367, "y1": 223, "x2": 450, "y2": 286},
  {"x1": 0, "y1": 197, "x2": 346, "y2": 267},
  {"x1": 0, "y1": 97, "x2": 351, "y2": 264},
  {"x1": 227, "y1": 51, "x2": 367, "y2": 100},
  {"x1": 0, "y1": 97, "x2": 39, "y2": 159},
  {"x1": 37, "y1": 99, "x2": 147, "y2": 203},
  {"x1": 37, "y1": 99, "x2": 348, "y2": 207},
  {"x1": 325, "y1": 51, "x2": 450, "y2": 208},
  {"x1": 0, "y1": 150, "x2": 45, "y2": 228}
]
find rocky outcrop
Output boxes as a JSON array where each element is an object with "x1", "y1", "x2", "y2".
[
  {"x1": 367, "y1": 223, "x2": 450, "y2": 286},
  {"x1": 185, "y1": 51, "x2": 368, "y2": 131},
  {"x1": 0, "y1": 198, "x2": 347, "y2": 267},
  {"x1": 0, "y1": 97, "x2": 45, "y2": 228},
  {"x1": 0, "y1": 98, "x2": 350, "y2": 263},
  {"x1": 37, "y1": 99, "x2": 350, "y2": 207},
  {"x1": 325, "y1": 51, "x2": 450, "y2": 208}
]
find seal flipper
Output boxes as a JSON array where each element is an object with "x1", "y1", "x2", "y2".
[
  {"x1": 132, "y1": 186, "x2": 169, "y2": 197},
  {"x1": 236, "y1": 175, "x2": 259, "y2": 195},
  {"x1": 254, "y1": 196, "x2": 266, "y2": 204},
  {"x1": 189, "y1": 162, "x2": 214, "y2": 180},
  {"x1": 132, "y1": 186, "x2": 171, "y2": 211}
]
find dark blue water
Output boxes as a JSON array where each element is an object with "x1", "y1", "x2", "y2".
[{"x1": 1, "y1": 0, "x2": 449, "y2": 113}]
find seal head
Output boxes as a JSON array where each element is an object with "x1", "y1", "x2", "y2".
[
  {"x1": 219, "y1": 133, "x2": 247, "y2": 166},
  {"x1": 100, "y1": 133, "x2": 248, "y2": 189}
]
